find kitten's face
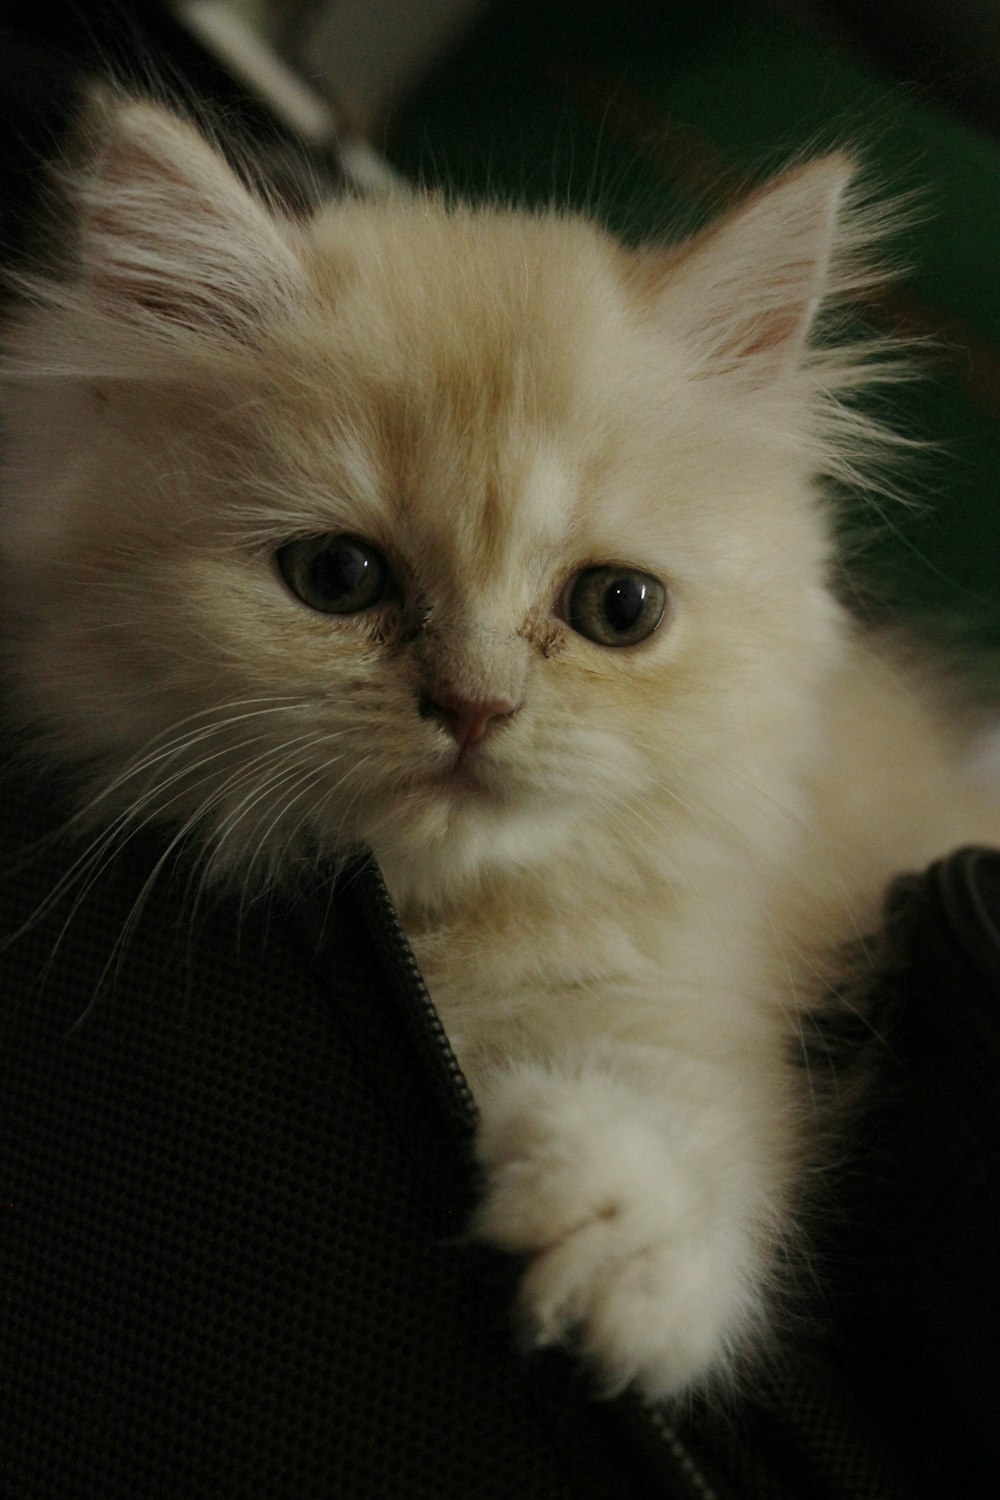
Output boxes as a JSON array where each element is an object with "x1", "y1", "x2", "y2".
[{"x1": 1, "y1": 104, "x2": 854, "y2": 904}]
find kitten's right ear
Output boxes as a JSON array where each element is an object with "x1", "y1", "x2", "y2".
[{"x1": 71, "y1": 95, "x2": 307, "y2": 345}]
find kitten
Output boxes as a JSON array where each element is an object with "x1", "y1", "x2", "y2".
[{"x1": 2, "y1": 97, "x2": 997, "y2": 1402}]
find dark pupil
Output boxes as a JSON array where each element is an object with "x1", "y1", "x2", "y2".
[
  {"x1": 603, "y1": 576, "x2": 646, "y2": 633},
  {"x1": 314, "y1": 540, "x2": 367, "y2": 601}
]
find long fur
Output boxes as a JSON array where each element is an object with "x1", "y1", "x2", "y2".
[{"x1": 3, "y1": 97, "x2": 998, "y2": 1401}]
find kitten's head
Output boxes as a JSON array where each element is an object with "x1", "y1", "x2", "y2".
[{"x1": 0, "y1": 100, "x2": 887, "y2": 906}]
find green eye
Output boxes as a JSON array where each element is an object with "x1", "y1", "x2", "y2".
[
  {"x1": 276, "y1": 534, "x2": 390, "y2": 614},
  {"x1": 562, "y1": 566, "x2": 666, "y2": 648}
]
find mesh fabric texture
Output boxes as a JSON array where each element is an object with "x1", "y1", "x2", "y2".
[{"x1": 0, "y1": 750, "x2": 667, "y2": 1499}]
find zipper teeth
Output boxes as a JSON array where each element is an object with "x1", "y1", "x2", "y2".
[
  {"x1": 352, "y1": 856, "x2": 479, "y2": 1141},
  {"x1": 643, "y1": 1408, "x2": 720, "y2": 1500}
]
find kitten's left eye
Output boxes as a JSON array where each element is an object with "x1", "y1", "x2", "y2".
[
  {"x1": 275, "y1": 534, "x2": 390, "y2": 614},
  {"x1": 560, "y1": 566, "x2": 666, "y2": 648}
]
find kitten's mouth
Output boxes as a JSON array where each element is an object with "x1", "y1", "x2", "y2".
[
  {"x1": 411, "y1": 746, "x2": 502, "y2": 800},
  {"x1": 434, "y1": 755, "x2": 493, "y2": 794}
]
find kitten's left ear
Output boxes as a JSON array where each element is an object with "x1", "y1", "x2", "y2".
[
  {"x1": 650, "y1": 155, "x2": 856, "y2": 382},
  {"x1": 73, "y1": 96, "x2": 308, "y2": 345}
]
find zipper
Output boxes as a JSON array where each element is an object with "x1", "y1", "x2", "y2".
[
  {"x1": 347, "y1": 854, "x2": 479, "y2": 1148},
  {"x1": 337, "y1": 853, "x2": 729, "y2": 1500}
]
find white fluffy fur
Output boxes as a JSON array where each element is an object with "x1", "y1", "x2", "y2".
[{"x1": 3, "y1": 100, "x2": 999, "y2": 1402}]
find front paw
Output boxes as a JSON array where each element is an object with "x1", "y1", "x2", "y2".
[{"x1": 471, "y1": 1067, "x2": 758, "y2": 1401}]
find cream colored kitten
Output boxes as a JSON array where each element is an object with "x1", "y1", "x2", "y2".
[{"x1": 2, "y1": 99, "x2": 997, "y2": 1402}]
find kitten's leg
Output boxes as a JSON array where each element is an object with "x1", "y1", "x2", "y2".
[{"x1": 471, "y1": 1056, "x2": 783, "y2": 1401}]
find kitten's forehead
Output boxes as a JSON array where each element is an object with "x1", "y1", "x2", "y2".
[
  {"x1": 380, "y1": 411, "x2": 577, "y2": 610},
  {"x1": 305, "y1": 200, "x2": 640, "y2": 434},
  {"x1": 419, "y1": 439, "x2": 575, "y2": 601},
  {"x1": 306, "y1": 196, "x2": 625, "y2": 349},
  {"x1": 302, "y1": 202, "x2": 632, "y2": 587}
]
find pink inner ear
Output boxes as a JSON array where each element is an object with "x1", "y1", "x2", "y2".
[
  {"x1": 84, "y1": 133, "x2": 219, "y2": 321},
  {"x1": 77, "y1": 103, "x2": 306, "y2": 346},
  {"x1": 716, "y1": 245, "x2": 827, "y2": 367},
  {"x1": 85, "y1": 202, "x2": 246, "y2": 336},
  {"x1": 705, "y1": 297, "x2": 815, "y2": 379},
  {"x1": 736, "y1": 303, "x2": 813, "y2": 360}
]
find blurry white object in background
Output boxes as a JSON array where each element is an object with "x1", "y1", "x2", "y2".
[
  {"x1": 176, "y1": 1, "x2": 336, "y2": 146},
  {"x1": 286, "y1": 0, "x2": 488, "y2": 134},
  {"x1": 177, "y1": 1, "x2": 487, "y2": 140},
  {"x1": 967, "y1": 721, "x2": 1000, "y2": 793},
  {"x1": 174, "y1": 1, "x2": 408, "y2": 194}
]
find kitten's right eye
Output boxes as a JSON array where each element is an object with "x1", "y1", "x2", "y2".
[{"x1": 275, "y1": 534, "x2": 390, "y2": 614}]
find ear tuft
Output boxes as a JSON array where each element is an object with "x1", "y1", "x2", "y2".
[{"x1": 72, "y1": 97, "x2": 305, "y2": 344}]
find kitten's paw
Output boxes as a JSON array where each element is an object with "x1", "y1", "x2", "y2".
[{"x1": 472, "y1": 1067, "x2": 756, "y2": 1401}]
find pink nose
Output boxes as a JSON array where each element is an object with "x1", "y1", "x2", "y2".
[{"x1": 419, "y1": 690, "x2": 518, "y2": 751}]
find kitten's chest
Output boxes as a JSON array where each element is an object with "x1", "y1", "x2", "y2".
[{"x1": 401, "y1": 875, "x2": 780, "y2": 1081}]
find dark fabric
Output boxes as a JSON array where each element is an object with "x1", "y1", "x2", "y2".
[
  {"x1": 828, "y1": 848, "x2": 1000, "y2": 1499},
  {"x1": 0, "y1": 751, "x2": 677, "y2": 1499}
]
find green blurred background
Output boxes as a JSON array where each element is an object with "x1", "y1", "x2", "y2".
[{"x1": 387, "y1": 0, "x2": 1000, "y2": 659}]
